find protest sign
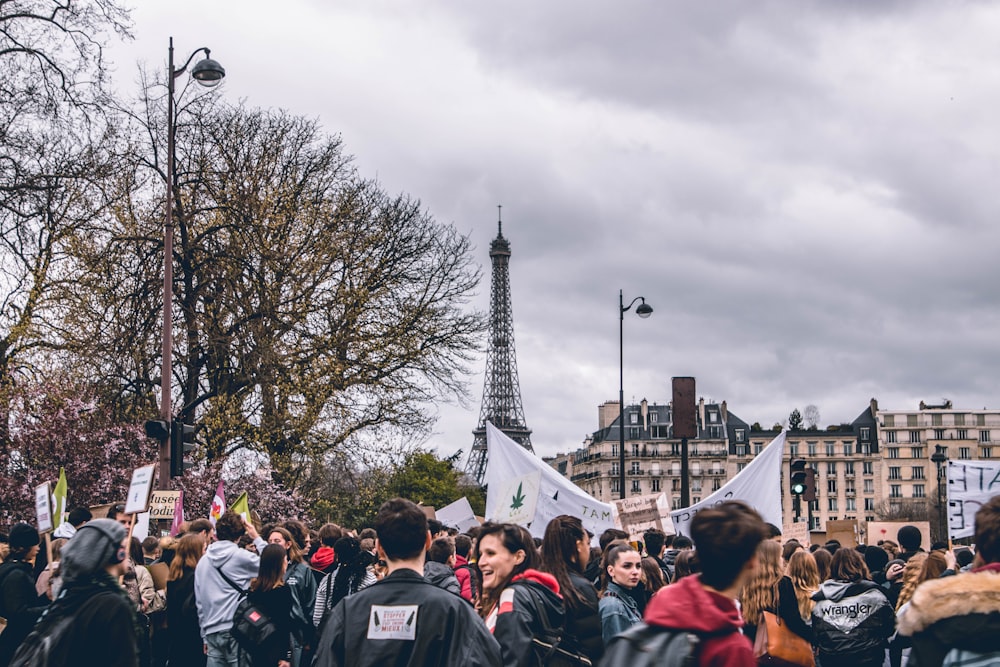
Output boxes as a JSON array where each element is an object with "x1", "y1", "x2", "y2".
[
  {"x1": 149, "y1": 490, "x2": 182, "y2": 520},
  {"x1": 125, "y1": 463, "x2": 157, "y2": 515},
  {"x1": 436, "y1": 497, "x2": 480, "y2": 532},
  {"x1": 35, "y1": 482, "x2": 53, "y2": 533},
  {"x1": 946, "y1": 460, "x2": 1000, "y2": 539},
  {"x1": 614, "y1": 492, "x2": 672, "y2": 541}
]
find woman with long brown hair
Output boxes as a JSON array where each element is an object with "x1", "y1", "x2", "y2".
[
  {"x1": 539, "y1": 515, "x2": 602, "y2": 663},
  {"x1": 244, "y1": 543, "x2": 311, "y2": 667},
  {"x1": 477, "y1": 522, "x2": 564, "y2": 666},
  {"x1": 738, "y1": 539, "x2": 783, "y2": 644},
  {"x1": 777, "y1": 549, "x2": 820, "y2": 643},
  {"x1": 269, "y1": 525, "x2": 316, "y2": 663},
  {"x1": 166, "y1": 533, "x2": 207, "y2": 667},
  {"x1": 598, "y1": 543, "x2": 642, "y2": 645}
]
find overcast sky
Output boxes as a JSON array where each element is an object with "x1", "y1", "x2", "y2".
[{"x1": 109, "y1": 1, "x2": 1000, "y2": 461}]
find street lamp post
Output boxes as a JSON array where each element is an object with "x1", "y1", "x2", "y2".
[
  {"x1": 932, "y1": 445, "x2": 949, "y2": 544},
  {"x1": 159, "y1": 37, "x2": 225, "y2": 489},
  {"x1": 619, "y1": 290, "x2": 653, "y2": 500}
]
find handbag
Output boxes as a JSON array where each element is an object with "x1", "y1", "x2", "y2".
[{"x1": 753, "y1": 610, "x2": 814, "y2": 667}]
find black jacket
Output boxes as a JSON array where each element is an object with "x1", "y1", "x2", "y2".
[
  {"x1": 166, "y1": 569, "x2": 205, "y2": 667},
  {"x1": 244, "y1": 585, "x2": 311, "y2": 667},
  {"x1": 564, "y1": 570, "x2": 603, "y2": 663},
  {"x1": 777, "y1": 575, "x2": 814, "y2": 644},
  {"x1": 812, "y1": 579, "x2": 894, "y2": 667},
  {"x1": 313, "y1": 568, "x2": 501, "y2": 667},
  {"x1": 490, "y1": 572, "x2": 565, "y2": 667},
  {"x1": 0, "y1": 560, "x2": 48, "y2": 666}
]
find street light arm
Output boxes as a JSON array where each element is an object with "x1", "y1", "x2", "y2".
[
  {"x1": 620, "y1": 295, "x2": 647, "y2": 316},
  {"x1": 173, "y1": 47, "x2": 213, "y2": 80}
]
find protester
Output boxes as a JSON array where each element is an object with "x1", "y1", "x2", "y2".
[
  {"x1": 34, "y1": 537, "x2": 67, "y2": 601},
  {"x1": 539, "y1": 515, "x2": 603, "y2": 664},
  {"x1": 917, "y1": 551, "x2": 948, "y2": 582},
  {"x1": 584, "y1": 529, "x2": 628, "y2": 583},
  {"x1": 424, "y1": 538, "x2": 461, "y2": 596},
  {"x1": 598, "y1": 543, "x2": 643, "y2": 645},
  {"x1": 864, "y1": 543, "x2": 890, "y2": 585},
  {"x1": 0, "y1": 523, "x2": 46, "y2": 666},
  {"x1": 310, "y1": 523, "x2": 343, "y2": 586},
  {"x1": 142, "y1": 537, "x2": 161, "y2": 566},
  {"x1": 11, "y1": 519, "x2": 138, "y2": 666},
  {"x1": 643, "y1": 528, "x2": 671, "y2": 583},
  {"x1": 894, "y1": 553, "x2": 928, "y2": 612},
  {"x1": 813, "y1": 546, "x2": 832, "y2": 582},
  {"x1": 107, "y1": 503, "x2": 132, "y2": 528},
  {"x1": 52, "y1": 506, "x2": 92, "y2": 539},
  {"x1": 477, "y1": 522, "x2": 564, "y2": 666},
  {"x1": 812, "y1": 548, "x2": 895, "y2": 667},
  {"x1": 663, "y1": 534, "x2": 692, "y2": 580},
  {"x1": 268, "y1": 525, "x2": 317, "y2": 663},
  {"x1": 243, "y1": 544, "x2": 311, "y2": 667},
  {"x1": 670, "y1": 548, "x2": 699, "y2": 583},
  {"x1": 640, "y1": 501, "x2": 768, "y2": 667},
  {"x1": 782, "y1": 539, "x2": 804, "y2": 563},
  {"x1": 166, "y1": 533, "x2": 208, "y2": 667},
  {"x1": 312, "y1": 498, "x2": 502, "y2": 666},
  {"x1": 739, "y1": 539, "x2": 782, "y2": 643},
  {"x1": 897, "y1": 526, "x2": 925, "y2": 563},
  {"x1": 125, "y1": 536, "x2": 159, "y2": 614},
  {"x1": 897, "y1": 495, "x2": 1000, "y2": 666},
  {"x1": 640, "y1": 557, "x2": 666, "y2": 595},
  {"x1": 452, "y1": 534, "x2": 477, "y2": 603},
  {"x1": 195, "y1": 511, "x2": 268, "y2": 667},
  {"x1": 312, "y1": 536, "x2": 376, "y2": 627},
  {"x1": 777, "y1": 549, "x2": 819, "y2": 643}
]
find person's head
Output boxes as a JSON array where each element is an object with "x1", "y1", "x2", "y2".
[
  {"x1": 375, "y1": 498, "x2": 429, "y2": 562},
  {"x1": 599, "y1": 528, "x2": 629, "y2": 552},
  {"x1": 252, "y1": 543, "x2": 287, "y2": 592},
  {"x1": 189, "y1": 518, "x2": 214, "y2": 545},
  {"x1": 672, "y1": 535, "x2": 693, "y2": 551},
  {"x1": 823, "y1": 540, "x2": 841, "y2": 555},
  {"x1": 359, "y1": 528, "x2": 378, "y2": 542},
  {"x1": 128, "y1": 536, "x2": 144, "y2": 565},
  {"x1": 897, "y1": 525, "x2": 922, "y2": 552},
  {"x1": 215, "y1": 511, "x2": 246, "y2": 543},
  {"x1": 880, "y1": 539, "x2": 899, "y2": 558},
  {"x1": 975, "y1": 495, "x2": 1000, "y2": 564},
  {"x1": 740, "y1": 539, "x2": 783, "y2": 625},
  {"x1": 454, "y1": 534, "x2": 472, "y2": 560},
  {"x1": 428, "y1": 519, "x2": 447, "y2": 540},
  {"x1": 237, "y1": 534, "x2": 256, "y2": 552},
  {"x1": 813, "y1": 547, "x2": 832, "y2": 581},
  {"x1": 427, "y1": 537, "x2": 455, "y2": 565},
  {"x1": 142, "y1": 536, "x2": 160, "y2": 559},
  {"x1": 476, "y1": 523, "x2": 538, "y2": 596},
  {"x1": 268, "y1": 526, "x2": 304, "y2": 563},
  {"x1": 360, "y1": 537, "x2": 375, "y2": 553},
  {"x1": 539, "y1": 515, "x2": 590, "y2": 611},
  {"x1": 318, "y1": 522, "x2": 343, "y2": 547},
  {"x1": 50, "y1": 538, "x2": 67, "y2": 563},
  {"x1": 766, "y1": 523, "x2": 782, "y2": 543},
  {"x1": 168, "y1": 533, "x2": 206, "y2": 581},
  {"x1": 7, "y1": 523, "x2": 40, "y2": 562},
  {"x1": 641, "y1": 556, "x2": 666, "y2": 593},
  {"x1": 602, "y1": 543, "x2": 641, "y2": 591},
  {"x1": 67, "y1": 506, "x2": 92, "y2": 528},
  {"x1": 930, "y1": 541, "x2": 948, "y2": 553},
  {"x1": 919, "y1": 550, "x2": 948, "y2": 582},
  {"x1": 787, "y1": 550, "x2": 820, "y2": 620},
  {"x1": 60, "y1": 519, "x2": 128, "y2": 584},
  {"x1": 283, "y1": 520, "x2": 311, "y2": 553},
  {"x1": 782, "y1": 539, "x2": 804, "y2": 563},
  {"x1": 864, "y1": 543, "x2": 889, "y2": 575},
  {"x1": 644, "y1": 529, "x2": 667, "y2": 559},
  {"x1": 956, "y1": 547, "x2": 975, "y2": 569},
  {"x1": 689, "y1": 500, "x2": 767, "y2": 593},
  {"x1": 830, "y1": 546, "x2": 869, "y2": 583},
  {"x1": 106, "y1": 503, "x2": 131, "y2": 527},
  {"x1": 672, "y1": 549, "x2": 700, "y2": 582}
]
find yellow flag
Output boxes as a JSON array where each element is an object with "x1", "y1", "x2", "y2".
[
  {"x1": 230, "y1": 491, "x2": 250, "y2": 521},
  {"x1": 52, "y1": 468, "x2": 68, "y2": 529}
]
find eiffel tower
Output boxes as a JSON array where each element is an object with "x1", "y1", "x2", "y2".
[{"x1": 467, "y1": 209, "x2": 533, "y2": 485}]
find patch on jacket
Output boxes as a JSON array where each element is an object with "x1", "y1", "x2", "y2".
[
  {"x1": 367, "y1": 605, "x2": 419, "y2": 641},
  {"x1": 814, "y1": 589, "x2": 885, "y2": 634}
]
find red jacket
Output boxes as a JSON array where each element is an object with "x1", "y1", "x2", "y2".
[
  {"x1": 643, "y1": 575, "x2": 752, "y2": 667},
  {"x1": 452, "y1": 555, "x2": 473, "y2": 602}
]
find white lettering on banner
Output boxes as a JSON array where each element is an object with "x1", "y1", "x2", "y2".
[
  {"x1": 947, "y1": 460, "x2": 1000, "y2": 540},
  {"x1": 367, "y1": 605, "x2": 419, "y2": 641}
]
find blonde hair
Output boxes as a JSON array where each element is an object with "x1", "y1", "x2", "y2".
[
  {"x1": 740, "y1": 540, "x2": 783, "y2": 626},
  {"x1": 895, "y1": 552, "x2": 928, "y2": 612},
  {"x1": 787, "y1": 550, "x2": 820, "y2": 620}
]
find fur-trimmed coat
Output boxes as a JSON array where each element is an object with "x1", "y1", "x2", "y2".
[{"x1": 896, "y1": 565, "x2": 1000, "y2": 667}]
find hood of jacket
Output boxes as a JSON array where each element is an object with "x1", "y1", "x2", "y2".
[
  {"x1": 510, "y1": 569, "x2": 564, "y2": 633},
  {"x1": 512, "y1": 568, "x2": 561, "y2": 597},
  {"x1": 424, "y1": 561, "x2": 457, "y2": 586},
  {"x1": 453, "y1": 554, "x2": 469, "y2": 568},
  {"x1": 816, "y1": 579, "x2": 855, "y2": 602},
  {"x1": 204, "y1": 539, "x2": 240, "y2": 569},
  {"x1": 644, "y1": 574, "x2": 743, "y2": 635},
  {"x1": 898, "y1": 569, "x2": 1000, "y2": 638}
]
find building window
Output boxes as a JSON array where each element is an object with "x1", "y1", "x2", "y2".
[
  {"x1": 889, "y1": 467, "x2": 901, "y2": 480},
  {"x1": 981, "y1": 431, "x2": 991, "y2": 443},
  {"x1": 692, "y1": 497, "x2": 701, "y2": 504},
  {"x1": 978, "y1": 414, "x2": 987, "y2": 427},
  {"x1": 826, "y1": 462, "x2": 837, "y2": 476},
  {"x1": 611, "y1": 444, "x2": 618, "y2": 456},
  {"x1": 884, "y1": 415, "x2": 895, "y2": 427},
  {"x1": 732, "y1": 428, "x2": 744, "y2": 444},
  {"x1": 862, "y1": 443, "x2": 871, "y2": 455},
  {"x1": 960, "y1": 447, "x2": 971, "y2": 459},
  {"x1": 861, "y1": 427, "x2": 871, "y2": 440},
  {"x1": 890, "y1": 484, "x2": 902, "y2": 498},
  {"x1": 611, "y1": 462, "x2": 619, "y2": 475},
  {"x1": 907, "y1": 414, "x2": 918, "y2": 427},
  {"x1": 672, "y1": 497, "x2": 683, "y2": 510},
  {"x1": 912, "y1": 466, "x2": 925, "y2": 480},
  {"x1": 754, "y1": 442, "x2": 764, "y2": 455},
  {"x1": 828, "y1": 498, "x2": 838, "y2": 512},
  {"x1": 710, "y1": 411, "x2": 718, "y2": 422},
  {"x1": 911, "y1": 447, "x2": 924, "y2": 459},
  {"x1": 628, "y1": 428, "x2": 640, "y2": 439},
  {"x1": 671, "y1": 442, "x2": 681, "y2": 456},
  {"x1": 651, "y1": 412, "x2": 658, "y2": 423},
  {"x1": 631, "y1": 480, "x2": 641, "y2": 493},
  {"x1": 983, "y1": 447, "x2": 993, "y2": 459},
  {"x1": 932, "y1": 414, "x2": 943, "y2": 427},
  {"x1": 934, "y1": 429, "x2": 945, "y2": 440},
  {"x1": 652, "y1": 478, "x2": 661, "y2": 492},
  {"x1": 827, "y1": 479, "x2": 837, "y2": 494},
  {"x1": 630, "y1": 412, "x2": 638, "y2": 424},
  {"x1": 843, "y1": 443, "x2": 853, "y2": 456},
  {"x1": 735, "y1": 445, "x2": 748, "y2": 456},
  {"x1": 630, "y1": 462, "x2": 640, "y2": 474},
  {"x1": 790, "y1": 444, "x2": 799, "y2": 457},
  {"x1": 956, "y1": 414, "x2": 966, "y2": 426},
  {"x1": 671, "y1": 479, "x2": 680, "y2": 492},
  {"x1": 865, "y1": 498, "x2": 875, "y2": 511},
  {"x1": 958, "y1": 429, "x2": 969, "y2": 440},
  {"x1": 864, "y1": 479, "x2": 874, "y2": 493},
  {"x1": 863, "y1": 462, "x2": 874, "y2": 475},
  {"x1": 887, "y1": 448, "x2": 900, "y2": 459},
  {"x1": 650, "y1": 445, "x2": 659, "y2": 456},
  {"x1": 846, "y1": 498, "x2": 857, "y2": 511},
  {"x1": 826, "y1": 443, "x2": 836, "y2": 457},
  {"x1": 808, "y1": 442, "x2": 817, "y2": 457},
  {"x1": 712, "y1": 479, "x2": 722, "y2": 491},
  {"x1": 887, "y1": 431, "x2": 897, "y2": 444},
  {"x1": 737, "y1": 463, "x2": 747, "y2": 473},
  {"x1": 913, "y1": 484, "x2": 925, "y2": 498},
  {"x1": 845, "y1": 461, "x2": 855, "y2": 475},
  {"x1": 611, "y1": 479, "x2": 620, "y2": 493},
  {"x1": 909, "y1": 431, "x2": 921, "y2": 444}
]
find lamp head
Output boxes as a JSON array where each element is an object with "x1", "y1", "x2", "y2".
[
  {"x1": 636, "y1": 301, "x2": 653, "y2": 318},
  {"x1": 191, "y1": 53, "x2": 225, "y2": 87}
]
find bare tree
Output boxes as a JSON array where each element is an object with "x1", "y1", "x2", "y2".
[{"x1": 803, "y1": 404, "x2": 820, "y2": 430}]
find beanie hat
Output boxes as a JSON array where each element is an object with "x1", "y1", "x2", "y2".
[
  {"x1": 864, "y1": 544, "x2": 889, "y2": 574},
  {"x1": 8, "y1": 523, "x2": 40, "y2": 550},
  {"x1": 60, "y1": 518, "x2": 127, "y2": 585},
  {"x1": 897, "y1": 525, "x2": 922, "y2": 551}
]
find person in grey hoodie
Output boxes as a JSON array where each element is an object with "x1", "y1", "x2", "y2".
[
  {"x1": 194, "y1": 511, "x2": 268, "y2": 667},
  {"x1": 424, "y1": 537, "x2": 462, "y2": 596}
]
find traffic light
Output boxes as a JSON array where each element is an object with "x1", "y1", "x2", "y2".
[
  {"x1": 143, "y1": 419, "x2": 169, "y2": 441},
  {"x1": 803, "y1": 467, "x2": 817, "y2": 502},
  {"x1": 790, "y1": 459, "x2": 807, "y2": 496},
  {"x1": 170, "y1": 420, "x2": 198, "y2": 477}
]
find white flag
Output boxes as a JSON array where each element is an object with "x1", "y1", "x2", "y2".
[
  {"x1": 485, "y1": 422, "x2": 615, "y2": 539},
  {"x1": 670, "y1": 431, "x2": 785, "y2": 536},
  {"x1": 436, "y1": 497, "x2": 480, "y2": 533}
]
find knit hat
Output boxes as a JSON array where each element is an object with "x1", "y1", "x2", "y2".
[
  {"x1": 310, "y1": 545, "x2": 336, "y2": 571},
  {"x1": 8, "y1": 523, "x2": 40, "y2": 550},
  {"x1": 60, "y1": 518, "x2": 127, "y2": 585},
  {"x1": 864, "y1": 544, "x2": 889, "y2": 574}
]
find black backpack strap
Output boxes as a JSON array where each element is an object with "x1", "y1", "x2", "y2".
[{"x1": 214, "y1": 563, "x2": 246, "y2": 596}]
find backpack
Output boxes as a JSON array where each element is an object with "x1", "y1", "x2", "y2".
[
  {"x1": 214, "y1": 565, "x2": 280, "y2": 655},
  {"x1": 510, "y1": 581, "x2": 592, "y2": 667},
  {"x1": 9, "y1": 607, "x2": 77, "y2": 667},
  {"x1": 455, "y1": 563, "x2": 479, "y2": 602},
  {"x1": 600, "y1": 622, "x2": 701, "y2": 667}
]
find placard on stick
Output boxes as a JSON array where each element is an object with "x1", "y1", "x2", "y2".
[
  {"x1": 124, "y1": 463, "x2": 157, "y2": 515},
  {"x1": 35, "y1": 482, "x2": 53, "y2": 533}
]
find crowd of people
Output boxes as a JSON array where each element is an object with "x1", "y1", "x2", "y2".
[{"x1": 1, "y1": 495, "x2": 999, "y2": 667}]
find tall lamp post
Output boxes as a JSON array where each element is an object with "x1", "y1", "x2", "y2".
[
  {"x1": 159, "y1": 37, "x2": 225, "y2": 489},
  {"x1": 619, "y1": 290, "x2": 653, "y2": 500},
  {"x1": 932, "y1": 445, "x2": 949, "y2": 543}
]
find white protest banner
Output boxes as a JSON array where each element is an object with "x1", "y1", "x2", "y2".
[
  {"x1": 670, "y1": 431, "x2": 785, "y2": 536},
  {"x1": 946, "y1": 460, "x2": 1000, "y2": 539},
  {"x1": 133, "y1": 512, "x2": 150, "y2": 541},
  {"x1": 35, "y1": 482, "x2": 53, "y2": 533},
  {"x1": 436, "y1": 497, "x2": 480, "y2": 532},
  {"x1": 125, "y1": 463, "x2": 157, "y2": 515},
  {"x1": 485, "y1": 422, "x2": 615, "y2": 539},
  {"x1": 614, "y1": 492, "x2": 673, "y2": 541}
]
